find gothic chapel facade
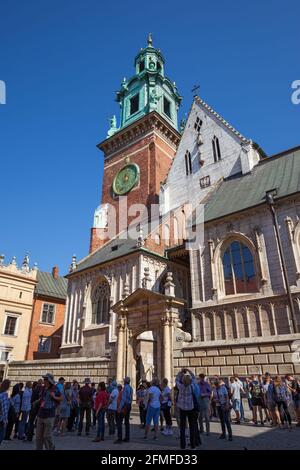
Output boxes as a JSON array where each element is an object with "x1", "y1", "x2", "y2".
[{"x1": 59, "y1": 36, "x2": 300, "y2": 388}]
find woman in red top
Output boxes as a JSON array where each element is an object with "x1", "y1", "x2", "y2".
[{"x1": 93, "y1": 382, "x2": 109, "y2": 442}]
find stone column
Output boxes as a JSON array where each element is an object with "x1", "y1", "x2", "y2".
[
  {"x1": 116, "y1": 311, "x2": 126, "y2": 382},
  {"x1": 161, "y1": 311, "x2": 172, "y2": 384},
  {"x1": 254, "y1": 227, "x2": 272, "y2": 294}
]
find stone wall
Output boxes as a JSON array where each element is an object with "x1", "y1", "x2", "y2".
[
  {"x1": 6, "y1": 357, "x2": 117, "y2": 385},
  {"x1": 173, "y1": 334, "x2": 300, "y2": 378}
]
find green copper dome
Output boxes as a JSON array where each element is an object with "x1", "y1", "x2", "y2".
[{"x1": 107, "y1": 34, "x2": 182, "y2": 137}]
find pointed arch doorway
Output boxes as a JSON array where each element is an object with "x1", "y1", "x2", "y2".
[{"x1": 112, "y1": 288, "x2": 185, "y2": 392}]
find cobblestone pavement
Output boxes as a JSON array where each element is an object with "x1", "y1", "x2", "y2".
[{"x1": 1, "y1": 415, "x2": 300, "y2": 451}]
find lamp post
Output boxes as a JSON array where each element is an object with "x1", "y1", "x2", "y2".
[{"x1": 266, "y1": 192, "x2": 298, "y2": 333}]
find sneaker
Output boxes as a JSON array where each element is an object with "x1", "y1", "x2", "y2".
[
  {"x1": 228, "y1": 436, "x2": 233, "y2": 441},
  {"x1": 219, "y1": 435, "x2": 226, "y2": 440}
]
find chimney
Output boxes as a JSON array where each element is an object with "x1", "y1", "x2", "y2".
[{"x1": 52, "y1": 266, "x2": 59, "y2": 279}]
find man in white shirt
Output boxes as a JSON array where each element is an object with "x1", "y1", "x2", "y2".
[{"x1": 230, "y1": 377, "x2": 244, "y2": 424}]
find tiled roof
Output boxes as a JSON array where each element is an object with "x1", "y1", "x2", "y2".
[
  {"x1": 70, "y1": 236, "x2": 141, "y2": 275},
  {"x1": 35, "y1": 271, "x2": 68, "y2": 300},
  {"x1": 203, "y1": 146, "x2": 300, "y2": 223}
]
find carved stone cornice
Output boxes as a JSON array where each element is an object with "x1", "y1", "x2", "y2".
[{"x1": 97, "y1": 111, "x2": 181, "y2": 158}]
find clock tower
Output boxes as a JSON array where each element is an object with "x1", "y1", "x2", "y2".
[{"x1": 90, "y1": 35, "x2": 182, "y2": 253}]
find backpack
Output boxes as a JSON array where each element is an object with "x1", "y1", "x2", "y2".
[{"x1": 251, "y1": 382, "x2": 261, "y2": 398}]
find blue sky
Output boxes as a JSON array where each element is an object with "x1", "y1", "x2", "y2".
[{"x1": 0, "y1": 0, "x2": 299, "y2": 275}]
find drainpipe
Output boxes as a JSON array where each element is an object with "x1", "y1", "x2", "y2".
[{"x1": 266, "y1": 192, "x2": 298, "y2": 333}]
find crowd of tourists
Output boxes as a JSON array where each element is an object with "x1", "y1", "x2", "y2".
[{"x1": 0, "y1": 370, "x2": 299, "y2": 450}]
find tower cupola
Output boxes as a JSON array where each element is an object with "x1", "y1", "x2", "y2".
[{"x1": 108, "y1": 34, "x2": 181, "y2": 137}]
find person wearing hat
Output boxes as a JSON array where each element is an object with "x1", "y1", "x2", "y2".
[
  {"x1": 78, "y1": 378, "x2": 93, "y2": 436},
  {"x1": 35, "y1": 374, "x2": 62, "y2": 450}
]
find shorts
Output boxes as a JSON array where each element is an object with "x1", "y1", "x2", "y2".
[
  {"x1": 146, "y1": 406, "x2": 160, "y2": 426},
  {"x1": 252, "y1": 397, "x2": 264, "y2": 407},
  {"x1": 232, "y1": 399, "x2": 241, "y2": 412},
  {"x1": 293, "y1": 399, "x2": 300, "y2": 410}
]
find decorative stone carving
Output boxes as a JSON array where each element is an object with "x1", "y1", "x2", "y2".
[
  {"x1": 142, "y1": 267, "x2": 151, "y2": 289},
  {"x1": 164, "y1": 271, "x2": 175, "y2": 297},
  {"x1": 69, "y1": 254, "x2": 77, "y2": 273}
]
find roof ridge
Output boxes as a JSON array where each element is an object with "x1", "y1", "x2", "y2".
[{"x1": 194, "y1": 95, "x2": 250, "y2": 143}]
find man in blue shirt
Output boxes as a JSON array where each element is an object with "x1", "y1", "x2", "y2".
[
  {"x1": 114, "y1": 376, "x2": 133, "y2": 443},
  {"x1": 198, "y1": 374, "x2": 212, "y2": 435}
]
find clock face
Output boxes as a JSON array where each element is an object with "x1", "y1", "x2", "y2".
[{"x1": 112, "y1": 163, "x2": 140, "y2": 196}]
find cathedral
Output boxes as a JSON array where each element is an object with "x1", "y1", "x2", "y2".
[{"x1": 8, "y1": 36, "x2": 300, "y2": 387}]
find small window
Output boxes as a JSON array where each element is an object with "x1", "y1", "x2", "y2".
[
  {"x1": 19, "y1": 292, "x2": 22, "y2": 299},
  {"x1": 38, "y1": 336, "x2": 52, "y2": 353},
  {"x1": 163, "y1": 97, "x2": 171, "y2": 118},
  {"x1": 157, "y1": 62, "x2": 162, "y2": 72},
  {"x1": 139, "y1": 60, "x2": 145, "y2": 73},
  {"x1": 212, "y1": 136, "x2": 221, "y2": 162},
  {"x1": 130, "y1": 93, "x2": 139, "y2": 115},
  {"x1": 0, "y1": 350, "x2": 9, "y2": 361},
  {"x1": 4, "y1": 316, "x2": 17, "y2": 336},
  {"x1": 41, "y1": 304, "x2": 55, "y2": 324},
  {"x1": 185, "y1": 150, "x2": 192, "y2": 175},
  {"x1": 194, "y1": 116, "x2": 202, "y2": 132}
]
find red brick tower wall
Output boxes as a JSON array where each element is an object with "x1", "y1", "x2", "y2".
[{"x1": 89, "y1": 112, "x2": 180, "y2": 253}]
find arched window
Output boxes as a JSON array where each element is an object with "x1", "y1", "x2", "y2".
[
  {"x1": 212, "y1": 136, "x2": 221, "y2": 162},
  {"x1": 173, "y1": 217, "x2": 179, "y2": 243},
  {"x1": 91, "y1": 280, "x2": 110, "y2": 324},
  {"x1": 222, "y1": 241, "x2": 257, "y2": 295},
  {"x1": 164, "y1": 224, "x2": 170, "y2": 246},
  {"x1": 154, "y1": 233, "x2": 160, "y2": 245},
  {"x1": 185, "y1": 150, "x2": 192, "y2": 175}
]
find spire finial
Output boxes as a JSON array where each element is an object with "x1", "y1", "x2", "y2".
[{"x1": 147, "y1": 33, "x2": 153, "y2": 47}]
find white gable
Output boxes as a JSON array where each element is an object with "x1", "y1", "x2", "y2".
[{"x1": 160, "y1": 97, "x2": 260, "y2": 214}]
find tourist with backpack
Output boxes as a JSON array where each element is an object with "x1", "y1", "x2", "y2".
[
  {"x1": 249, "y1": 375, "x2": 264, "y2": 425},
  {"x1": 36, "y1": 373, "x2": 62, "y2": 450},
  {"x1": 176, "y1": 369, "x2": 198, "y2": 449}
]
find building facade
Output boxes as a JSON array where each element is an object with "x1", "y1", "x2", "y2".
[
  {"x1": 7, "y1": 37, "x2": 300, "y2": 386},
  {"x1": 26, "y1": 267, "x2": 68, "y2": 360},
  {"x1": 0, "y1": 255, "x2": 37, "y2": 380}
]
